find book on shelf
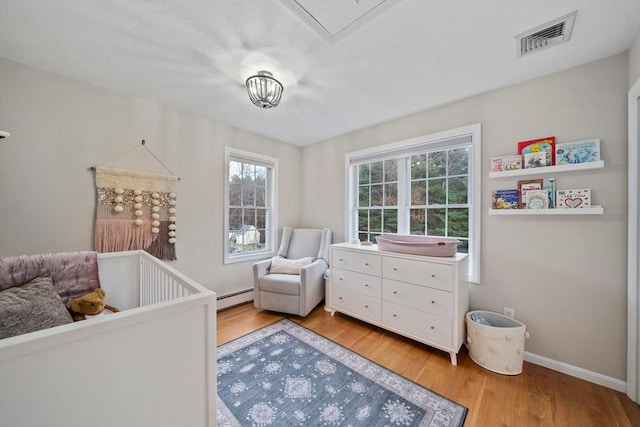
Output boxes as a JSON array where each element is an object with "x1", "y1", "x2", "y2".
[
  {"x1": 543, "y1": 178, "x2": 556, "y2": 208},
  {"x1": 555, "y1": 139, "x2": 600, "y2": 164},
  {"x1": 523, "y1": 189, "x2": 549, "y2": 209},
  {"x1": 523, "y1": 151, "x2": 548, "y2": 169},
  {"x1": 556, "y1": 188, "x2": 591, "y2": 209},
  {"x1": 517, "y1": 179, "x2": 543, "y2": 208},
  {"x1": 518, "y1": 136, "x2": 555, "y2": 166},
  {"x1": 491, "y1": 154, "x2": 522, "y2": 172},
  {"x1": 492, "y1": 189, "x2": 519, "y2": 209},
  {"x1": 490, "y1": 156, "x2": 503, "y2": 172}
]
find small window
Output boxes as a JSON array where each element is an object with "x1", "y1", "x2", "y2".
[{"x1": 224, "y1": 148, "x2": 278, "y2": 264}]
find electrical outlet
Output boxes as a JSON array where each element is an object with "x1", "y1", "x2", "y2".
[{"x1": 504, "y1": 307, "x2": 515, "y2": 318}]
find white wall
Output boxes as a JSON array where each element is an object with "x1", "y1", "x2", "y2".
[
  {"x1": 0, "y1": 58, "x2": 302, "y2": 297},
  {"x1": 301, "y1": 52, "x2": 630, "y2": 381}
]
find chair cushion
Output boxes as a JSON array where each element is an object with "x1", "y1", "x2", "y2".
[
  {"x1": 0, "y1": 273, "x2": 74, "y2": 339},
  {"x1": 269, "y1": 257, "x2": 313, "y2": 275},
  {"x1": 284, "y1": 229, "x2": 323, "y2": 260},
  {"x1": 258, "y1": 274, "x2": 301, "y2": 296}
]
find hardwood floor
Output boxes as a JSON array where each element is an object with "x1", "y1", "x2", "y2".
[{"x1": 217, "y1": 303, "x2": 640, "y2": 427}]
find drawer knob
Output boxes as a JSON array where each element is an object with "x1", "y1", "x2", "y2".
[
  {"x1": 431, "y1": 274, "x2": 436, "y2": 278},
  {"x1": 338, "y1": 297, "x2": 343, "y2": 300},
  {"x1": 431, "y1": 300, "x2": 435, "y2": 304},
  {"x1": 364, "y1": 284, "x2": 369, "y2": 287},
  {"x1": 339, "y1": 258, "x2": 344, "y2": 261},
  {"x1": 393, "y1": 290, "x2": 397, "y2": 294},
  {"x1": 430, "y1": 326, "x2": 435, "y2": 330},
  {"x1": 339, "y1": 277, "x2": 343, "y2": 281},
  {"x1": 365, "y1": 262, "x2": 369, "y2": 266},
  {"x1": 393, "y1": 267, "x2": 398, "y2": 271},
  {"x1": 393, "y1": 314, "x2": 397, "y2": 317},
  {"x1": 364, "y1": 305, "x2": 369, "y2": 308}
]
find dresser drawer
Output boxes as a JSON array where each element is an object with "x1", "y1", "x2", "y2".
[
  {"x1": 332, "y1": 268, "x2": 380, "y2": 298},
  {"x1": 333, "y1": 249, "x2": 381, "y2": 276},
  {"x1": 382, "y1": 301, "x2": 452, "y2": 348},
  {"x1": 382, "y1": 278, "x2": 453, "y2": 318},
  {"x1": 332, "y1": 287, "x2": 381, "y2": 322},
  {"x1": 382, "y1": 256, "x2": 454, "y2": 291}
]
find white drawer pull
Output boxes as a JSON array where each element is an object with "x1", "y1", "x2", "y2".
[
  {"x1": 338, "y1": 297, "x2": 343, "y2": 300},
  {"x1": 393, "y1": 267, "x2": 398, "y2": 271},
  {"x1": 430, "y1": 326, "x2": 435, "y2": 330},
  {"x1": 431, "y1": 274, "x2": 436, "y2": 278},
  {"x1": 365, "y1": 262, "x2": 369, "y2": 266},
  {"x1": 393, "y1": 314, "x2": 397, "y2": 317},
  {"x1": 393, "y1": 290, "x2": 397, "y2": 294},
  {"x1": 364, "y1": 305, "x2": 369, "y2": 308},
  {"x1": 339, "y1": 258, "x2": 344, "y2": 261},
  {"x1": 364, "y1": 284, "x2": 369, "y2": 287}
]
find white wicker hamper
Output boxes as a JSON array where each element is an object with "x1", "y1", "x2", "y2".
[{"x1": 466, "y1": 311, "x2": 529, "y2": 375}]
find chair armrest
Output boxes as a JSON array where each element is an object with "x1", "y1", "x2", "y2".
[
  {"x1": 253, "y1": 259, "x2": 272, "y2": 282},
  {"x1": 300, "y1": 259, "x2": 328, "y2": 284}
]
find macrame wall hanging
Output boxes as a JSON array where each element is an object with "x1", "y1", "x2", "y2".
[{"x1": 93, "y1": 142, "x2": 179, "y2": 260}]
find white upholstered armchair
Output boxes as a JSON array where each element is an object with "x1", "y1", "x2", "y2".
[{"x1": 253, "y1": 227, "x2": 332, "y2": 317}]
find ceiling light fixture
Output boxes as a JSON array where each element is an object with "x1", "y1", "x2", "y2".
[{"x1": 246, "y1": 71, "x2": 283, "y2": 109}]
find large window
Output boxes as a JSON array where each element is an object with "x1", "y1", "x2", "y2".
[
  {"x1": 224, "y1": 148, "x2": 277, "y2": 264},
  {"x1": 347, "y1": 124, "x2": 481, "y2": 282}
]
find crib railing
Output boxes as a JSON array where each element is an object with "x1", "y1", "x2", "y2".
[{"x1": 140, "y1": 253, "x2": 196, "y2": 306}]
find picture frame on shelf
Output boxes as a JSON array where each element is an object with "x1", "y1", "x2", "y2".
[
  {"x1": 556, "y1": 188, "x2": 591, "y2": 209},
  {"x1": 517, "y1": 179, "x2": 543, "y2": 208},
  {"x1": 555, "y1": 139, "x2": 600, "y2": 165},
  {"x1": 518, "y1": 136, "x2": 555, "y2": 166}
]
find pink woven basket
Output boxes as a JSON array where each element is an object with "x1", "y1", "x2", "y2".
[{"x1": 375, "y1": 234, "x2": 460, "y2": 257}]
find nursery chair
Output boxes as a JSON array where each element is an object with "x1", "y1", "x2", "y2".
[{"x1": 253, "y1": 227, "x2": 332, "y2": 317}]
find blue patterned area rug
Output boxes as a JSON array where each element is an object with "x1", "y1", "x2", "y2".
[{"x1": 216, "y1": 319, "x2": 467, "y2": 427}]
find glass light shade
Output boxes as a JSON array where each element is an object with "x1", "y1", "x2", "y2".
[{"x1": 246, "y1": 71, "x2": 283, "y2": 109}]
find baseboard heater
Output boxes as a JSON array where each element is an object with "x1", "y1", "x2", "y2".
[{"x1": 217, "y1": 288, "x2": 253, "y2": 311}]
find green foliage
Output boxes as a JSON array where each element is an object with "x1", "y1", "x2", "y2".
[{"x1": 357, "y1": 147, "x2": 470, "y2": 245}]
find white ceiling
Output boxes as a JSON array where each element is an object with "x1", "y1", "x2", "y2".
[{"x1": 0, "y1": 0, "x2": 638, "y2": 146}]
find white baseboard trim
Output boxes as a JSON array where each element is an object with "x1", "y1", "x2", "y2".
[
  {"x1": 216, "y1": 289, "x2": 253, "y2": 311},
  {"x1": 524, "y1": 351, "x2": 627, "y2": 393}
]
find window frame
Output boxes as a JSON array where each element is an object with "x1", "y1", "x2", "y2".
[
  {"x1": 224, "y1": 147, "x2": 278, "y2": 264},
  {"x1": 345, "y1": 124, "x2": 481, "y2": 283}
]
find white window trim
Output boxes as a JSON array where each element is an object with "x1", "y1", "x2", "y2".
[
  {"x1": 344, "y1": 123, "x2": 481, "y2": 283},
  {"x1": 224, "y1": 147, "x2": 278, "y2": 264}
]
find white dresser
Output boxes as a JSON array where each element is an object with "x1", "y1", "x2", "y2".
[{"x1": 326, "y1": 242, "x2": 469, "y2": 365}]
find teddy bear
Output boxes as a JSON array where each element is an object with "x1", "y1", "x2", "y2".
[{"x1": 69, "y1": 288, "x2": 119, "y2": 321}]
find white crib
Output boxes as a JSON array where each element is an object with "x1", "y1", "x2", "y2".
[{"x1": 0, "y1": 250, "x2": 217, "y2": 427}]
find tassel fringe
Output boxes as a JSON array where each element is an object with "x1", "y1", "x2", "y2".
[{"x1": 95, "y1": 220, "x2": 156, "y2": 253}]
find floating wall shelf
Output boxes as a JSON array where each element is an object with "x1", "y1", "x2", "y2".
[
  {"x1": 488, "y1": 206, "x2": 604, "y2": 215},
  {"x1": 489, "y1": 160, "x2": 604, "y2": 179}
]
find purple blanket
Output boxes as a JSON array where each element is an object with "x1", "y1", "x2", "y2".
[{"x1": 0, "y1": 251, "x2": 101, "y2": 308}]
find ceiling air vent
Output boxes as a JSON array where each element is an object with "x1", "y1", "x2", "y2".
[{"x1": 516, "y1": 11, "x2": 577, "y2": 58}]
